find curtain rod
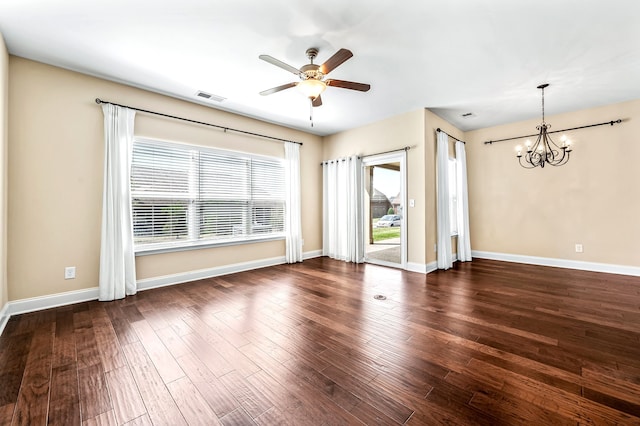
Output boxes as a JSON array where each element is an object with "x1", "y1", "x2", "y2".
[
  {"x1": 320, "y1": 146, "x2": 411, "y2": 165},
  {"x1": 95, "y1": 98, "x2": 303, "y2": 146},
  {"x1": 436, "y1": 128, "x2": 466, "y2": 144},
  {"x1": 484, "y1": 119, "x2": 622, "y2": 145}
]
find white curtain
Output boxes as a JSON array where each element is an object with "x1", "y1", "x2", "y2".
[
  {"x1": 436, "y1": 131, "x2": 453, "y2": 269},
  {"x1": 322, "y1": 156, "x2": 364, "y2": 263},
  {"x1": 284, "y1": 142, "x2": 303, "y2": 263},
  {"x1": 99, "y1": 104, "x2": 137, "y2": 301},
  {"x1": 455, "y1": 141, "x2": 472, "y2": 262}
]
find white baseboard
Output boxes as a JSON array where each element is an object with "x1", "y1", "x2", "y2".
[
  {"x1": 472, "y1": 250, "x2": 640, "y2": 277},
  {"x1": 137, "y1": 255, "x2": 288, "y2": 291},
  {"x1": 0, "y1": 302, "x2": 9, "y2": 336},
  {"x1": 405, "y1": 262, "x2": 426, "y2": 273},
  {"x1": 0, "y1": 249, "x2": 324, "y2": 337},
  {"x1": 406, "y1": 261, "x2": 438, "y2": 274},
  {"x1": 303, "y1": 249, "x2": 323, "y2": 260},
  {"x1": 425, "y1": 261, "x2": 438, "y2": 274},
  {"x1": 7, "y1": 287, "x2": 99, "y2": 317}
]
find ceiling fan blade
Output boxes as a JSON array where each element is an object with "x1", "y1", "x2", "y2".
[
  {"x1": 259, "y1": 82, "x2": 298, "y2": 96},
  {"x1": 312, "y1": 95, "x2": 323, "y2": 107},
  {"x1": 259, "y1": 54, "x2": 301, "y2": 75},
  {"x1": 319, "y1": 48, "x2": 353, "y2": 74},
  {"x1": 326, "y1": 79, "x2": 371, "y2": 92}
]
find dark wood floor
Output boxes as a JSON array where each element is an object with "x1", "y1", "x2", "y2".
[{"x1": 1, "y1": 258, "x2": 640, "y2": 425}]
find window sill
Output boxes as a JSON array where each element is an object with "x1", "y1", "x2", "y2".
[{"x1": 134, "y1": 234, "x2": 286, "y2": 256}]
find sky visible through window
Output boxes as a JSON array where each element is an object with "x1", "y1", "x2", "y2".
[{"x1": 374, "y1": 166, "x2": 400, "y2": 199}]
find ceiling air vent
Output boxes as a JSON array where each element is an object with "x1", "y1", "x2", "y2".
[{"x1": 195, "y1": 91, "x2": 226, "y2": 102}]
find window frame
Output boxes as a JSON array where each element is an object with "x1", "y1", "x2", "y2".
[{"x1": 131, "y1": 137, "x2": 286, "y2": 256}]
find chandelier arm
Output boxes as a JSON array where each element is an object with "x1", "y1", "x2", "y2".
[
  {"x1": 547, "y1": 149, "x2": 569, "y2": 166},
  {"x1": 518, "y1": 155, "x2": 537, "y2": 169}
]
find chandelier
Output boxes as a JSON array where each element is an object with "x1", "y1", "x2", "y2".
[{"x1": 516, "y1": 84, "x2": 572, "y2": 168}]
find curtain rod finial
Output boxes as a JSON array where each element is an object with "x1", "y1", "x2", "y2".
[{"x1": 95, "y1": 98, "x2": 102, "y2": 104}]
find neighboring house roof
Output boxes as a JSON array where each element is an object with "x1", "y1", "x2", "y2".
[{"x1": 371, "y1": 188, "x2": 391, "y2": 203}]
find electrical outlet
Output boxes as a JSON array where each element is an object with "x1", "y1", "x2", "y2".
[
  {"x1": 409, "y1": 199, "x2": 415, "y2": 207},
  {"x1": 64, "y1": 266, "x2": 76, "y2": 279},
  {"x1": 301, "y1": 239, "x2": 305, "y2": 246},
  {"x1": 575, "y1": 244, "x2": 583, "y2": 253}
]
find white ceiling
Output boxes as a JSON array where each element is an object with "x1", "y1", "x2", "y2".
[{"x1": 1, "y1": 0, "x2": 639, "y2": 136}]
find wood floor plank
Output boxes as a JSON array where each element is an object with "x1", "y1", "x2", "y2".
[
  {"x1": 154, "y1": 325, "x2": 191, "y2": 359},
  {"x1": 469, "y1": 388, "x2": 575, "y2": 425},
  {"x1": 78, "y1": 363, "x2": 112, "y2": 421},
  {"x1": 103, "y1": 304, "x2": 139, "y2": 346},
  {"x1": 0, "y1": 258, "x2": 639, "y2": 424},
  {"x1": 180, "y1": 331, "x2": 234, "y2": 378},
  {"x1": 48, "y1": 363, "x2": 81, "y2": 426},
  {"x1": 74, "y1": 310, "x2": 102, "y2": 370},
  {"x1": 0, "y1": 332, "x2": 32, "y2": 407},
  {"x1": 175, "y1": 352, "x2": 241, "y2": 418},
  {"x1": 121, "y1": 341, "x2": 187, "y2": 426},
  {"x1": 253, "y1": 407, "x2": 293, "y2": 426},
  {"x1": 219, "y1": 408, "x2": 257, "y2": 426},
  {"x1": 92, "y1": 309, "x2": 126, "y2": 373},
  {"x1": 321, "y1": 364, "x2": 414, "y2": 424},
  {"x1": 0, "y1": 403, "x2": 14, "y2": 425},
  {"x1": 122, "y1": 414, "x2": 153, "y2": 426},
  {"x1": 82, "y1": 409, "x2": 118, "y2": 426},
  {"x1": 166, "y1": 376, "x2": 221, "y2": 425},
  {"x1": 52, "y1": 309, "x2": 76, "y2": 368},
  {"x1": 281, "y1": 357, "x2": 361, "y2": 412},
  {"x1": 11, "y1": 325, "x2": 53, "y2": 425},
  {"x1": 217, "y1": 370, "x2": 273, "y2": 419},
  {"x1": 104, "y1": 366, "x2": 147, "y2": 424},
  {"x1": 131, "y1": 319, "x2": 185, "y2": 384},
  {"x1": 475, "y1": 357, "x2": 639, "y2": 424},
  {"x1": 240, "y1": 343, "x2": 367, "y2": 426}
]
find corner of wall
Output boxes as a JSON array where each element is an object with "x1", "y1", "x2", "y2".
[{"x1": 0, "y1": 32, "x2": 10, "y2": 326}]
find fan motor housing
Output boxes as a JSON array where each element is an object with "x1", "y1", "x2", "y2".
[{"x1": 300, "y1": 64, "x2": 323, "y2": 80}]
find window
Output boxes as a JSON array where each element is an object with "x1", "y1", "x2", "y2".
[
  {"x1": 448, "y1": 158, "x2": 458, "y2": 235},
  {"x1": 131, "y1": 138, "x2": 285, "y2": 252}
]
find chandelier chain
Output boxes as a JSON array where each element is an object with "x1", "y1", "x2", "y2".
[{"x1": 541, "y1": 86, "x2": 545, "y2": 124}]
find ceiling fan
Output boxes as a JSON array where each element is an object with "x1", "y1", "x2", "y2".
[{"x1": 258, "y1": 47, "x2": 371, "y2": 108}]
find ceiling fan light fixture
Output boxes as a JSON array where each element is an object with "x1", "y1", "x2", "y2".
[{"x1": 297, "y1": 79, "x2": 326, "y2": 100}]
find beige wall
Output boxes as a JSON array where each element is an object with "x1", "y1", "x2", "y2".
[
  {"x1": 465, "y1": 99, "x2": 640, "y2": 267},
  {"x1": 0, "y1": 35, "x2": 8, "y2": 310},
  {"x1": 323, "y1": 109, "x2": 427, "y2": 266},
  {"x1": 8, "y1": 57, "x2": 323, "y2": 301}
]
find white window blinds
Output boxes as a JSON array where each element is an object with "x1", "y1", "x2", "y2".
[{"x1": 131, "y1": 138, "x2": 285, "y2": 251}]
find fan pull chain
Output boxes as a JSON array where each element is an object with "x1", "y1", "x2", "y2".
[{"x1": 309, "y1": 98, "x2": 314, "y2": 127}]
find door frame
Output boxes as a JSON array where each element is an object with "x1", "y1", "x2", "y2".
[{"x1": 361, "y1": 150, "x2": 407, "y2": 269}]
